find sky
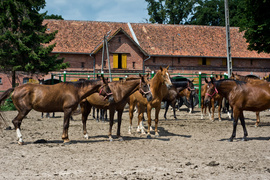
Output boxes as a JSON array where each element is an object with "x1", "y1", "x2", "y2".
[{"x1": 40, "y1": 0, "x2": 150, "y2": 23}]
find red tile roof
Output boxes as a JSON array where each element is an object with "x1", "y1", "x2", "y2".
[{"x1": 44, "y1": 19, "x2": 270, "y2": 59}]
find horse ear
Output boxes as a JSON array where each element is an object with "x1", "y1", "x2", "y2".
[
  {"x1": 215, "y1": 75, "x2": 218, "y2": 78},
  {"x1": 191, "y1": 79, "x2": 194, "y2": 82},
  {"x1": 220, "y1": 75, "x2": 223, "y2": 78},
  {"x1": 210, "y1": 77, "x2": 215, "y2": 84},
  {"x1": 166, "y1": 65, "x2": 170, "y2": 70},
  {"x1": 139, "y1": 73, "x2": 142, "y2": 77},
  {"x1": 160, "y1": 66, "x2": 163, "y2": 71},
  {"x1": 205, "y1": 78, "x2": 208, "y2": 83}
]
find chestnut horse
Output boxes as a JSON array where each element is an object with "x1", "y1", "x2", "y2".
[
  {"x1": 163, "y1": 77, "x2": 196, "y2": 119},
  {"x1": 128, "y1": 66, "x2": 172, "y2": 137},
  {"x1": 200, "y1": 75, "x2": 227, "y2": 121},
  {"x1": 231, "y1": 73, "x2": 261, "y2": 127},
  {"x1": 204, "y1": 78, "x2": 270, "y2": 142},
  {"x1": 0, "y1": 76, "x2": 113, "y2": 144},
  {"x1": 80, "y1": 74, "x2": 152, "y2": 141}
]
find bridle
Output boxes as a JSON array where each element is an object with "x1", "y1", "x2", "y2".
[
  {"x1": 139, "y1": 79, "x2": 151, "y2": 96},
  {"x1": 206, "y1": 86, "x2": 218, "y2": 98},
  {"x1": 99, "y1": 85, "x2": 113, "y2": 100}
]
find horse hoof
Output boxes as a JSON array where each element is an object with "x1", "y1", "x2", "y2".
[
  {"x1": 109, "y1": 138, "x2": 113, "y2": 142},
  {"x1": 147, "y1": 134, "x2": 151, "y2": 139},
  {"x1": 63, "y1": 141, "x2": 72, "y2": 145},
  {"x1": 5, "y1": 126, "x2": 12, "y2": 130},
  {"x1": 228, "y1": 138, "x2": 233, "y2": 142},
  {"x1": 155, "y1": 134, "x2": 160, "y2": 138},
  {"x1": 242, "y1": 137, "x2": 248, "y2": 141},
  {"x1": 118, "y1": 137, "x2": 124, "y2": 141},
  {"x1": 18, "y1": 141, "x2": 24, "y2": 145}
]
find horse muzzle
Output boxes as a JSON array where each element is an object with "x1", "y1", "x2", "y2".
[{"x1": 146, "y1": 93, "x2": 153, "y2": 102}]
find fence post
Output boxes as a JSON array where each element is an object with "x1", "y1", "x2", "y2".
[
  {"x1": 198, "y1": 72, "x2": 202, "y2": 108},
  {"x1": 51, "y1": 73, "x2": 54, "y2": 85},
  {"x1": 63, "y1": 71, "x2": 66, "y2": 82},
  {"x1": 88, "y1": 75, "x2": 90, "y2": 80},
  {"x1": 151, "y1": 71, "x2": 155, "y2": 79},
  {"x1": 59, "y1": 74, "x2": 62, "y2": 82}
]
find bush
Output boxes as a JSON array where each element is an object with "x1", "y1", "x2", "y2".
[{"x1": 0, "y1": 97, "x2": 16, "y2": 111}]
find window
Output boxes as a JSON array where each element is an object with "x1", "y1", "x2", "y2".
[
  {"x1": 118, "y1": 37, "x2": 121, "y2": 43},
  {"x1": 81, "y1": 62, "x2": 85, "y2": 68},
  {"x1": 199, "y1": 57, "x2": 210, "y2": 65},
  {"x1": 153, "y1": 57, "x2": 156, "y2": 63},
  {"x1": 113, "y1": 54, "x2": 127, "y2": 69},
  {"x1": 0, "y1": 77, "x2": 2, "y2": 84},
  {"x1": 23, "y1": 77, "x2": 29, "y2": 84},
  {"x1": 250, "y1": 59, "x2": 253, "y2": 65},
  {"x1": 133, "y1": 62, "x2": 135, "y2": 69},
  {"x1": 178, "y1": 58, "x2": 180, "y2": 64}
]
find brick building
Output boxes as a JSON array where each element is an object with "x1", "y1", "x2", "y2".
[{"x1": 1, "y1": 19, "x2": 270, "y2": 91}]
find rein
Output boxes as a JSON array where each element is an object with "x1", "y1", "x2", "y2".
[
  {"x1": 99, "y1": 86, "x2": 113, "y2": 101},
  {"x1": 139, "y1": 79, "x2": 151, "y2": 95},
  {"x1": 206, "y1": 87, "x2": 218, "y2": 98}
]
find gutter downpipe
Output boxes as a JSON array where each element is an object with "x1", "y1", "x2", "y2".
[
  {"x1": 143, "y1": 55, "x2": 151, "y2": 74},
  {"x1": 90, "y1": 53, "x2": 96, "y2": 79}
]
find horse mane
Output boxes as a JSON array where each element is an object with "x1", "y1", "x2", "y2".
[
  {"x1": 63, "y1": 80, "x2": 99, "y2": 88},
  {"x1": 215, "y1": 79, "x2": 246, "y2": 87},
  {"x1": 245, "y1": 75, "x2": 260, "y2": 79}
]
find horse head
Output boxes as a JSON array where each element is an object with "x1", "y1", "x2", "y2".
[
  {"x1": 139, "y1": 73, "x2": 152, "y2": 102},
  {"x1": 99, "y1": 75, "x2": 114, "y2": 103},
  {"x1": 160, "y1": 66, "x2": 172, "y2": 89},
  {"x1": 204, "y1": 77, "x2": 218, "y2": 105}
]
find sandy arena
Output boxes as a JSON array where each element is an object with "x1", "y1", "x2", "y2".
[{"x1": 0, "y1": 106, "x2": 270, "y2": 179}]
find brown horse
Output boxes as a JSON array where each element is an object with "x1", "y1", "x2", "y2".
[
  {"x1": 80, "y1": 74, "x2": 152, "y2": 141},
  {"x1": 200, "y1": 75, "x2": 226, "y2": 121},
  {"x1": 0, "y1": 76, "x2": 113, "y2": 144},
  {"x1": 231, "y1": 73, "x2": 261, "y2": 127},
  {"x1": 204, "y1": 77, "x2": 270, "y2": 142},
  {"x1": 128, "y1": 66, "x2": 172, "y2": 137}
]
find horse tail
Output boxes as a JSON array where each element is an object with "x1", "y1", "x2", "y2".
[{"x1": 0, "y1": 88, "x2": 15, "y2": 106}]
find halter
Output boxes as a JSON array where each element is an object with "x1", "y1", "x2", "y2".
[
  {"x1": 99, "y1": 86, "x2": 113, "y2": 101},
  {"x1": 206, "y1": 87, "x2": 218, "y2": 98},
  {"x1": 139, "y1": 79, "x2": 151, "y2": 96}
]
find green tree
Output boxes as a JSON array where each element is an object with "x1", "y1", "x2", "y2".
[
  {"x1": 45, "y1": 14, "x2": 64, "y2": 20},
  {"x1": 0, "y1": 0, "x2": 69, "y2": 87},
  {"x1": 189, "y1": 0, "x2": 244, "y2": 27},
  {"x1": 145, "y1": 0, "x2": 194, "y2": 24},
  {"x1": 239, "y1": 0, "x2": 270, "y2": 53}
]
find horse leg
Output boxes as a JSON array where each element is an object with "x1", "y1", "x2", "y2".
[
  {"x1": 239, "y1": 111, "x2": 248, "y2": 141},
  {"x1": 201, "y1": 97, "x2": 204, "y2": 119},
  {"x1": 128, "y1": 102, "x2": 135, "y2": 134},
  {"x1": 218, "y1": 99, "x2": 222, "y2": 121},
  {"x1": 108, "y1": 108, "x2": 115, "y2": 141},
  {"x1": 146, "y1": 104, "x2": 152, "y2": 138},
  {"x1": 172, "y1": 99, "x2": 177, "y2": 119},
  {"x1": 96, "y1": 108, "x2": 100, "y2": 122},
  {"x1": 41, "y1": 112, "x2": 44, "y2": 118},
  {"x1": 138, "y1": 106, "x2": 146, "y2": 134},
  {"x1": 210, "y1": 99, "x2": 215, "y2": 121},
  {"x1": 164, "y1": 101, "x2": 169, "y2": 120},
  {"x1": 105, "y1": 110, "x2": 108, "y2": 121},
  {"x1": 92, "y1": 107, "x2": 96, "y2": 120},
  {"x1": 229, "y1": 108, "x2": 240, "y2": 142},
  {"x1": 153, "y1": 106, "x2": 161, "y2": 137},
  {"x1": 12, "y1": 109, "x2": 30, "y2": 145},
  {"x1": 254, "y1": 111, "x2": 260, "y2": 127},
  {"x1": 117, "y1": 109, "x2": 124, "y2": 141},
  {"x1": 62, "y1": 108, "x2": 73, "y2": 143},
  {"x1": 80, "y1": 101, "x2": 91, "y2": 139}
]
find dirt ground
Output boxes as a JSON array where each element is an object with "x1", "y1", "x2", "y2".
[{"x1": 0, "y1": 106, "x2": 269, "y2": 180}]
